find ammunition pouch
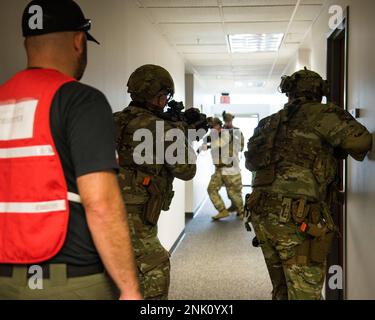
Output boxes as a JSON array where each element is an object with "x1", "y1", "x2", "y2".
[
  {"x1": 310, "y1": 232, "x2": 335, "y2": 263},
  {"x1": 118, "y1": 168, "x2": 149, "y2": 205},
  {"x1": 291, "y1": 198, "x2": 309, "y2": 224},
  {"x1": 286, "y1": 232, "x2": 334, "y2": 266},
  {"x1": 161, "y1": 189, "x2": 175, "y2": 211},
  {"x1": 287, "y1": 202, "x2": 336, "y2": 265},
  {"x1": 143, "y1": 180, "x2": 164, "y2": 226}
]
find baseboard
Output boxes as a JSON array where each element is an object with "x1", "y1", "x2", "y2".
[
  {"x1": 169, "y1": 228, "x2": 185, "y2": 255},
  {"x1": 191, "y1": 195, "x2": 209, "y2": 218},
  {"x1": 185, "y1": 212, "x2": 194, "y2": 219}
]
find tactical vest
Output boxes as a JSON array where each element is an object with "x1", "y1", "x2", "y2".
[
  {"x1": 213, "y1": 129, "x2": 238, "y2": 169},
  {"x1": 0, "y1": 69, "x2": 81, "y2": 263},
  {"x1": 246, "y1": 98, "x2": 337, "y2": 201},
  {"x1": 114, "y1": 104, "x2": 175, "y2": 221}
]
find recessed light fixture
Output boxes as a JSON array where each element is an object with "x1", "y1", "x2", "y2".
[{"x1": 228, "y1": 33, "x2": 284, "y2": 53}]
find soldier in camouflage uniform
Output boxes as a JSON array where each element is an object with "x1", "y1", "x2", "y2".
[
  {"x1": 205, "y1": 117, "x2": 245, "y2": 220},
  {"x1": 114, "y1": 65, "x2": 197, "y2": 299},
  {"x1": 245, "y1": 68, "x2": 372, "y2": 300},
  {"x1": 222, "y1": 111, "x2": 245, "y2": 214}
]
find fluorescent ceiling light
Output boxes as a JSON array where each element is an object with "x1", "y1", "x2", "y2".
[{"x1": 228, "y1": 33, "x2": 284, "y2": 53}]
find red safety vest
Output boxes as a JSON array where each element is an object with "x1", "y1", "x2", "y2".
[{"x1": 0, "y1": 69, "x2": 79, "y2": 264}]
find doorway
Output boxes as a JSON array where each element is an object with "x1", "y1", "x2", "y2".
[
  {"x1": 326, "y1": 7, "x2": 349, "y2": 300},
  {"x1": 233, "y1": 115, "x2": 259, "y2": 186},
  {"x1": 215, "y1": 114, "x2": 259, "y2": 187}
]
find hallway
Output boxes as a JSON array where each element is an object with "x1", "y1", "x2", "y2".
[
  {"x1": 0, "y1": 0, "x2": 374, "y2": 301},
  {"x1": 169, "y1": 189, "x2": 272, "y2": 300}
]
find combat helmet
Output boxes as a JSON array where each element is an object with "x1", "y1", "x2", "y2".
[
  {"x1": 127, "y1": 64, "x2": 175, "y2": 101},
  {"x1": 279, "y1": 67, "x2": 330, "y2": 101},
  {"x1": 222, "y1": 111, "x2": 234, "y2": 122},
  {"x1": 208, "y1": 117, "x2": 223, "y2": 128}
]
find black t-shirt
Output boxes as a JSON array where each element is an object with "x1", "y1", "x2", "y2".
[{"x1": 48, "y1": 81, "x2": 119, "y2": 266}]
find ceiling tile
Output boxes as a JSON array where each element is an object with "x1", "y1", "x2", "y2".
[
  {"x1": 284, "y1": 32, "x2": 305, "y2": 43},
  {"x1": 222, "y1": 0, "x2": 296, "y2": 6},
  {"x1": 149, "y1": 7, "x2": 221, "y2": 23},
  {"x1": 184, "y1": 57, "x2": 233, "y2": 66},
  {"x1": 160, "y1": 23, "x2": 227, "y2": 45},
  {"x1": 221, "y1": 0, "x2": 325, "y2": 7},
  {"x1": 223, "y1": 6, "x2": 295, "y2": 22},
  {"x1": 288, "y1": 20, "x2": 312, "y2": 33},
  {"x1": 184, "y1": 53, "x2": 232, "y2": 61},
  {"x1": 176, "y1": 44, "x2": 229, "y2": 53},
  {"x1": 166, "y1": 34, "x2": 228, "y2": 45},
  {"x1": 300, "y1": 0, "x2": 326, "y2": 4},
  {"x1": 295, "y1": 4, "x2": 323, "y2": 21},
  {"x1": 139, "y1": 0, "x2": 219, "y2": 7}
]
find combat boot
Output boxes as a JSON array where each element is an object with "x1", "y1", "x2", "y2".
[
  {"x1": 211, "y1": 209, "x2": 230, "y2": 221},
  {"x1": 227, "y1": 204, "x2": 236, "y2": 212}
]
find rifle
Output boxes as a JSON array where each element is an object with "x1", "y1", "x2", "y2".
[{"x1": 162, "y1": 100, "x2": 209, "y2": 133}]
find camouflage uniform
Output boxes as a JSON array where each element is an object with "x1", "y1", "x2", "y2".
[
  {"x1": 245, "y1": 68, "x2": 372, "y2": 300},
  {"x1": 114, "y1": 65, "x2": 196, "y2": 299},
  {"x1": 208, "y1": 117, "x2": 245, "y2": 219}
]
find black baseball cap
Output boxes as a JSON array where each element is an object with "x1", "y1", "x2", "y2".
[{"x1": 22, "y1": 0, "x2": 100, "y2": 44}]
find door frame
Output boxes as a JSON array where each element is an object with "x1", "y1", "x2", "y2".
[
  {"x1": 215, "y1": 113, "x2": 259, "y2": 187},
  {"x1": 326, "y1": 6, "x2": 349, "y2": 300}
]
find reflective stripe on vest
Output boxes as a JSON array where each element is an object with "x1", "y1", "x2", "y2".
[
  {"x1": 0, "y1": 192, "x2": 82, "y2": 214},
  {"x1": 0, "y1": 145, "x2": 55, "y2": 158},
  {"x1": 0, "y1": 69, "x2": 76, "y2": 264},
  {"x1": 67, "y1": 192, "x2": 81, "y2": 204}
]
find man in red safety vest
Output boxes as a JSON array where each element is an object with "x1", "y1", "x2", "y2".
[{"x1": 0, "y1": 0, "x2": 141, "y2": 300}]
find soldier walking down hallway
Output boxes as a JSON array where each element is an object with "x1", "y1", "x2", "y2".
[{"x1": 205, "y1": 116, "x2": 244, "y2": 221}]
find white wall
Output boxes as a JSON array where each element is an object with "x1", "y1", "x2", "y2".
[
  {"x1": 0, "y1": 0, "x2": 186, "y2": 251},
  {"x1": 291, "y1": 0, "x2": 375, "y2": 299},
  {"x1": 190, "y1": 75, "x2": 215, "y2": 211},
  {"x1": 211, "y1": 103, "x2": 271, "y2": 121}
]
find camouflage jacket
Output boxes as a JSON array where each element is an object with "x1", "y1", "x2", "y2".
[
  {"x1": 245, "y1": 97, "x2": 372, "y2": 201},
  {"x1": 114, "y1": 102, "x2": 197, "y2": 207},
  {"x1": 224, "y1": 125, "x2": 245, "y2": 152},
  {"x1": 210, "y1": 127, "x2": 244, "y2": 170}
]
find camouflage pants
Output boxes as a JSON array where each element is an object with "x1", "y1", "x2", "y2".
[
  {"x1": 126, "y1": 204, "x2": 170, "y2": 300},
  {"x1": 251, "y1": 208, "x2": 325, "y2": 300},
  {"x1": 207, "y1": 169, "x2": 243, "y2": 214}
]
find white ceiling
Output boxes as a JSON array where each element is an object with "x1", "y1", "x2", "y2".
[{"x1": 135, "y1": 0, "x2": 326, "y2": 94}]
